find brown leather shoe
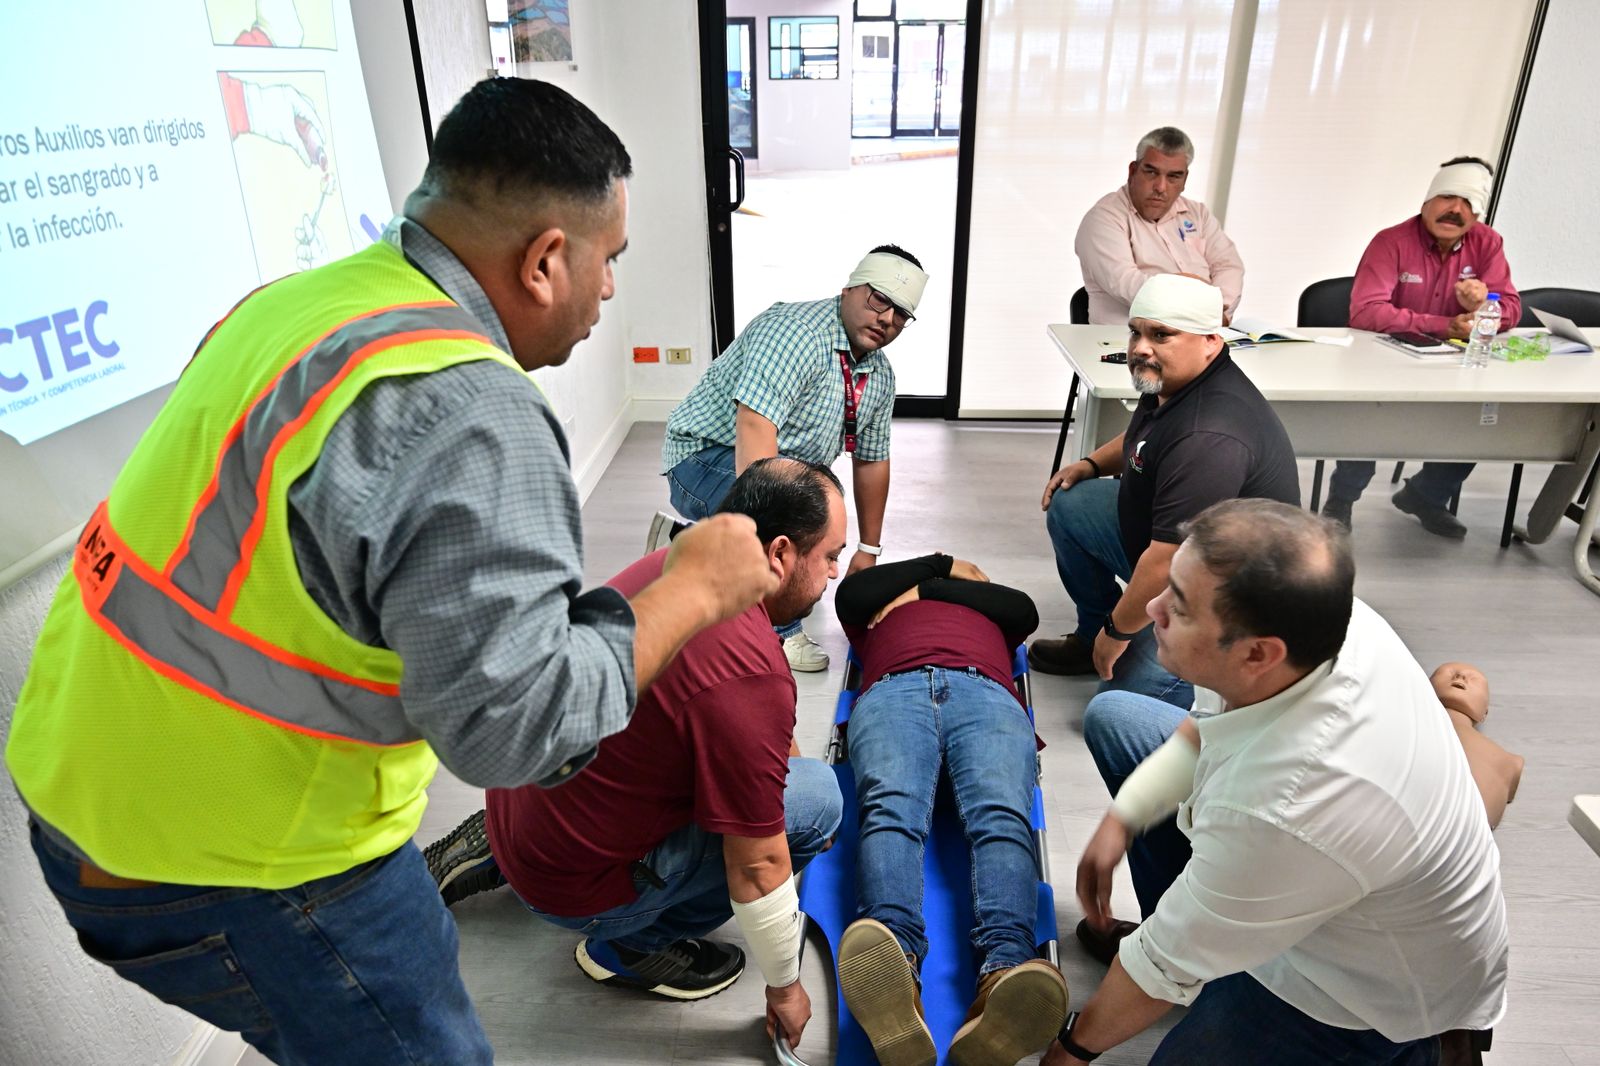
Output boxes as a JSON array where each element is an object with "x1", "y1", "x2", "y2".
[
  {"x1": 948, "y1": 960, "x2": 1069, "y2": 1066},
  {"x1": 1075, "y1": 917, "x2": 1140, "y2": 966},
  {"x1": 838, "y1": 919, "x2": 935, "y2": 1066}
]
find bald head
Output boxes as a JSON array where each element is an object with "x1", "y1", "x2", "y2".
[{"x1": 1180, "y1": 499, "x2": 1355, "y2": 668}]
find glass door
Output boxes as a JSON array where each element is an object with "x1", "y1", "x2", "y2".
[
  {"x1": 937, "y1": 23, "x2": 964, "y2": 135},
  {"x1": 726, "y1": 18, "x2": 756, "y2": 158},
  {"x1": 893, "y1": 23, "x2": 940, "y2": 135}
]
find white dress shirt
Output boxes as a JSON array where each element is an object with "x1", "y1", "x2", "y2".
[
  {"x1": 1074, "y1": 186, "x2": 1245, "y2": 325},
  {"x1": 1119, "y1": 599, "x2": 1508, "y2": 1041}
]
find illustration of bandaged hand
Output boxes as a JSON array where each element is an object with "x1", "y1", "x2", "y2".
[
  {"x1": 295, "y1": 171, "x2": 337, "y2": 269},
  {"x1": 240, "y1": 81, "x2": 328, "y2": 170}
]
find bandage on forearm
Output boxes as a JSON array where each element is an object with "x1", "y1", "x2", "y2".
[
  {"x1": 1110, "y1": 730, "x2": 1200, "y2": 832},
  {"x1": 729, "y1": 875, "x2": 802, "y2": 987}
]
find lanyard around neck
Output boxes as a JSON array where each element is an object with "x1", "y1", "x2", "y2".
[{"x1": 839, "y1": 351, "x2": 867, "y2": 454}]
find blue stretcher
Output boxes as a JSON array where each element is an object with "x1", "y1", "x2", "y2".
[{"x1": 776, "y1": 647, "x2": 1060, "y2": 1066}]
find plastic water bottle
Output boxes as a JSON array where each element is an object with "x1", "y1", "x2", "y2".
[{"x1": 1462, "y1": 293, "x2": 1501, "y2": 369}]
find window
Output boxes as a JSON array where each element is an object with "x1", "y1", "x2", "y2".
[
  {"x1": 770, "y1": 16, "x2": 840, "y2": 80},
  {"x1": 861, "y1": 34, "x2": 890, "y2": 58}
]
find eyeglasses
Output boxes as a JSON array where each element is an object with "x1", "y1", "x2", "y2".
[{"x1": 865, "y1": 288, "x2": 914, "y2": 327}]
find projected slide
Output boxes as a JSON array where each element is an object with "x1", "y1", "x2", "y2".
[{"x1": 0, "y1": 2, "x2": 389, "y2": 446}]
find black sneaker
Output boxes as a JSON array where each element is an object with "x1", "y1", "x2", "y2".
[
  {"x1": 423, "y1": 810, "x2": 506, "y2": 907},
  {"x1": 576, "y1": 937, "x2": 745, "y2": 1000},
  {"x1": 1321, "y1": 497, "x2": 1354, "y2": 530},
  {"x1": 1027, "y1": 633, "x2": 1096, "y2": 676},
  {"x1": 1391, "y1": 481, "x2": 1467, "y2": 539}
]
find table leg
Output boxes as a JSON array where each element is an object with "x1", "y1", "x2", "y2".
[
  {"x1": 1519, "y1": 405, "x2": 1600, "y2": 545},
  {"x1": 1309, "y1": 460, "x2": 1325, "y2": 513},
  {"x1": 1049, "y1": 373, "x2": 1080, "y2": 476},
  {"x1": 1500, "y1": 464, "x2": 1523, "y2": 549}
]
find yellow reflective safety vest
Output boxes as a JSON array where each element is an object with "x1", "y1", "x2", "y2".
[{"x1": 6, "y1": 240, "x2": 524, "y2": 888}]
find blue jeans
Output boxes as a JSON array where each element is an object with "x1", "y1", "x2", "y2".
[
  {"x1": 849, "y1": 668, "x2": 1038, "y2": 975},
  {"x1": 523, "y1": 757, "x2": 842, "y2": 952},
  {"x1": 667, "y1": 444, "x2": 802, "y2": 640},
  {"x1": 29, "y1": 820, "x2": 492, "y2": 1066},
  {"x1": 1329, "y1": 460, "x2": 1475, "y2": 506},
  {"x1": 1044, "y1": 479, "x2": 1192, "y2": 708},
  {"x1": 1151, "y1": 970, "x2": 1440, "y2": 1065},
  {"x1": 1081, "y1": 690, "x2": 1193, "y2": 919}
]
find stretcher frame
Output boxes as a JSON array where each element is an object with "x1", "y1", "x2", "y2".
[{"x1": 775, "y1": 646, "x2": 1059, "y2": 1066}]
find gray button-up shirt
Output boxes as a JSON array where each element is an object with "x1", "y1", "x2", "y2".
[{"x1": 286, "y1": 218, "x2": 637, "y2": 788}]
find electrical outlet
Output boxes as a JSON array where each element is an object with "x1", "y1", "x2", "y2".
[
  {"x1": 632, "y1": 346, "x2": 660, "y2": 363},
  {"x1": 666, "y1": 347, "x2": 692, "y2": 365}
]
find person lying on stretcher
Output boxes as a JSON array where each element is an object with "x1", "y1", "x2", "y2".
[{"x1": 832, "y1": 554, "x2": 1069, "y2": 1066}]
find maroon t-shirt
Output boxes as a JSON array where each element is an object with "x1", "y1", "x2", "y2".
[
  {"x1": 485, "y1": 550, "x2": 797, "y2": 916},
  {"x1": 841, "y1": 600, "x2": 1023, "y2": 707}
]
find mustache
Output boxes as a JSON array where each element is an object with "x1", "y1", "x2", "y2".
[
  {"x1": 1129, "y1": 357, "x2": 1161, "y2": 372},
  {"x1": 1438, "y1": 213, "x2": 1465, "y2": 225}
]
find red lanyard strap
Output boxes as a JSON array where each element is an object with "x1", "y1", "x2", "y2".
[{"x1": 839, "y1": 351, "x2": 867, "y2": 454}]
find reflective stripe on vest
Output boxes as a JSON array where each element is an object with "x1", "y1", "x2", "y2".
[
  {"x1": 75, "y1": 501, "x2": 413, "y2": 744},
  {"x1": 165, "y1": 301, "x2": 488, "y2": 614},
  {"x1": 70, "y1": 300, "x2": 499, "y2": 746}
]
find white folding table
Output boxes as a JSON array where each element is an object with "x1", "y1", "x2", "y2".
[{"x1": 1046, "y1": 325, "x2": 1600, "y2": 595}]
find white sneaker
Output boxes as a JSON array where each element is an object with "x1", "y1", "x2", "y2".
[
  {"x1": 645, "y1": 511, "x2": 688, "y2": 554},
  {"x1": 782, "y1": 630, "x2": 830, "y2": 673}
]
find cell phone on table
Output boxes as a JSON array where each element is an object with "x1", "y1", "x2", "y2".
[
  {"x1": 1386, "y1": 331, "x2": 1450, "y2": 348},
  {"x1": 1100, "y1": 351, "x2": 1128, "y2": 364}
]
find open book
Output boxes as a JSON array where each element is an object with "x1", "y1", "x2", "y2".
[{"x1": 1221, "y1": 318, "x2": 1352, "y2": 348}]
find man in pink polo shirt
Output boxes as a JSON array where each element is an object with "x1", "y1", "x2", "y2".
[
  {"x1": 1075, "y1": 127, "x2": 1246, "y2": 325},
  {"x1": 1326, "y1": 157, "x2": 1522, "y2": 538}
]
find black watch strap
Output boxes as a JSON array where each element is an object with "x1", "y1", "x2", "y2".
[
  {"x1": 1103, "y1": 618, "x2": 1145, "y2": 642},
  {"x1": 1056, "y1": 1011, "x2": 1102, "y2": 1062}
]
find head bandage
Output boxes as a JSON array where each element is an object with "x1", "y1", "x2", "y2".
[
  {"x1": 847, "y1": 252, "x2": 928, "y2": 314},
  {"x1": 1425, "y1": 162, "x2": 1493, "y2": 217},
  {"x1": 1128, "y1": 274, "x2": 1223, "y2": 334}
]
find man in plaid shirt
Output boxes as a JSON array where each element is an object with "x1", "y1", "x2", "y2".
[{"x1": 660, "y1": 245, "x2": 927, "y2": 672}]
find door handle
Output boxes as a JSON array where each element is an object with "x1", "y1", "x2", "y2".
[{"x1": 728, "y1": 148, "x2": 746, "y2": 213}]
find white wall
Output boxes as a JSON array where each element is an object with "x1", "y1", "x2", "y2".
[
  {"x1": 1494, "y1": 0, "x2": 1600, "y2": 294},
  {"x1": 411, "y1": 0, "x2": 714, "y2": 474},
  {"x1": 729, "y1": 0, "x2": 853, "y2": 172}
]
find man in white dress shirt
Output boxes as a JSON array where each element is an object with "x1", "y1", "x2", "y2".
[
  {"x1": 1046, "y1": 498, "x2": 1506, "y2": 1066},
  {"x1": 1074, "y1": 127, "x2": 1246, "y2": 325}
]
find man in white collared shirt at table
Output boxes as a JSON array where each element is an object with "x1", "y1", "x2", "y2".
[
  {"x1": 1074, "y1": 127, "x2": 1246, "y2": 325},
  {"x1": 1045, "y1": 498, "x2": 1506, "y2": 1066}
]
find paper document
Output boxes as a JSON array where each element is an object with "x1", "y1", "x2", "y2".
[{"x1": 1526, "y1": 308, "x2": 1594, "y2": 353}]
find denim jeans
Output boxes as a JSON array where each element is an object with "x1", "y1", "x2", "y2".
[
  {"x1": 1044, "y1": 478, "x2": 1192, "y2": 708},
  {"x1": 849, "y1": 668, "x2": 1039, "y2": 975},
  {"x1": 1329, "y1": 460, "x2": 1475, "y2": 507},
  {"x1": 1081, "y1": 689, "x2": 1193, "y2": 919},
  {"x1": 1151, "y1": 970, "x2": 1440, "y2": 1065},
  {"x1": 29, "y1": 821, "x2": 492, "y2": 1066},
  {"x1": 667, "y1": 444, "x2": 802, "y2": 640},
  {"x1": 523, "y1": 757, "x2": 842, "y2": 953}
]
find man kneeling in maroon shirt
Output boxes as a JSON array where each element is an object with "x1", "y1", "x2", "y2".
[
  {"x1": 833, "y1": 554, "x2": 1069, "y2": 1066},
  {"x1": 435, "y1": 458, "x2": 847, "y2": 1050}
]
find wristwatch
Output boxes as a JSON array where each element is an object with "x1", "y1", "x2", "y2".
[
  {"x1": 1056, "y1": 1011, "x2": 1102, "y2": 1062},
  {"x1": 1103, "y1": 618, "x2": 1145, "y2": 642},
  {"x1": 856, "y1": 543, "x2": 883, "y2": 556}
]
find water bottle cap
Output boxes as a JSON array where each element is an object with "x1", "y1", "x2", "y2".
[{"x1": 1487, "y1": 293, "x2": 1500, "y2": 300}]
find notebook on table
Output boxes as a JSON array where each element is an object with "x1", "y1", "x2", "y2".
[
  {"x1": 1379, "y1": 331, "x2": 1459, "y2": 358},
  {"x1": 1526, "y1": 308, "x2": 1595, "y2": 354}
]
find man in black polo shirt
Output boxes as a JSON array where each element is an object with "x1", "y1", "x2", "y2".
[{"x1": 1030, "y1": 273, "x2": 1299, "y2": 708}]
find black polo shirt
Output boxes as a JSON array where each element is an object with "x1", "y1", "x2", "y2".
[{"x1": 1117, "y1": 350, "x2": 1300, "y2": 563}]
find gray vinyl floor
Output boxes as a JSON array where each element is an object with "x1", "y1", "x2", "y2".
[{"x1": 250, "y1": 419, "x2": 1600, "y2": 1066}]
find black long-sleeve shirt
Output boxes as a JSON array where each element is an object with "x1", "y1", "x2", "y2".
[{"x1": 836, "y1": 554, "x2": 1040, "y2": 705}]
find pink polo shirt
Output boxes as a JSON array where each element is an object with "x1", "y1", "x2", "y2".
[
  {"x1": 1075, "y1": 186, "x2": 1246, "y2": 325},
  {"x1": 1348, "y1": 216, "x2": 1520, "y2": 336}
]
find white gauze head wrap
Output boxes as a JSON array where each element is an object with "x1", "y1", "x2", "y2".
[
  {"x1": 847, "y1": 252, "x2": 928, "y2": 314},
  {"x1": 1128, "y1": 274, "x2": 1224, "y2": 334},
  {"x1": 1425, "y1": 162, "x2": 1493, "y2": 217}
]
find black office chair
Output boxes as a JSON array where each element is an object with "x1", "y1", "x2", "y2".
[
  {"x1": 1297, "y1": 279, "x2": 1353, "y2": 513},
  {"x1": 1297, "y1": 276, "x2": 1353, "y2": 328},
  {"x1": 1049, "y1": 288, "x2": 1092, "y2": 476},
  {"x1": 1516, "y1": 286, "x2": 1600, "y2": 328}
]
